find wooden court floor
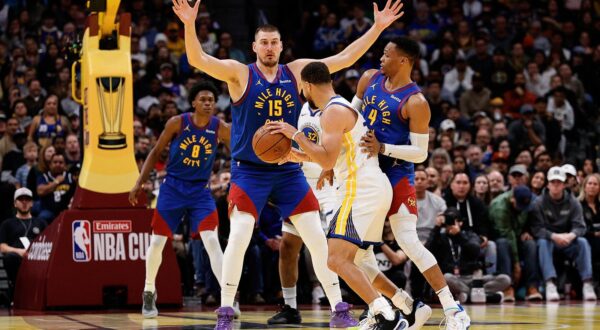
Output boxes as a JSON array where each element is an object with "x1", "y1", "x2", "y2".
[{"x1": 0, "y1": 302, "x2": 598, "y2": 329}]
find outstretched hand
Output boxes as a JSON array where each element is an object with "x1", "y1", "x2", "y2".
[
  {"x1": 172, "y1": 0, "x2": 201, "y2": 26},
  {"x1": 373, "y1": 0, "x2": 405, "y2": 31}
]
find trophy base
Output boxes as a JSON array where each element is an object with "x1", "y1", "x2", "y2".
[{"x1": 99, "y1": 133, "x2": 126, "y2": 149}]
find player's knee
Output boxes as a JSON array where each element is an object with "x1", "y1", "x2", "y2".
[
  {"x1": 327, "y1": 252, "x2": 346, "y2": 274},
  {"x1": 280, "y1": 237, "x2": 302, "y2": 261}
]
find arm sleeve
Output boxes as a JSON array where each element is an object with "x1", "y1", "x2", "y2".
[
  {"x1": 382, "y1": 132, "x2": 429, "y2": 163},
  {"x1": 351, "y1": 95, "x2": 363, "y2": 111}
]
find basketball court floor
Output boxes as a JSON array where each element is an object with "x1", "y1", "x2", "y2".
[{"x1": 0, "y1": 302, "x2": 598, "y2": 329}]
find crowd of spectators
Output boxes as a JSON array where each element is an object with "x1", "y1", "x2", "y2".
[{"x1": 0, "y1": 0, "x2": 599, "y2": 306}]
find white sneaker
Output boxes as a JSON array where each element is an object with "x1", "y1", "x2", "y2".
[
  {"x1": 545, "y1": 282, "x2": 560, "y2": 301},
  {"x1": 312, "y1": 285, "x2": 325, "y2": 304},
  {"x1": 583, "y1": 282, "x2": 597, "y2": 301},
  {"x1": 407, "y1": 300, "x2": 432, "y2": 330},
  {"x1": 233, "y1": 301, "x2": 241, "y2": 319},
  {"x1": 443, "y1": 303, "x2": 471, "y2": 330}
]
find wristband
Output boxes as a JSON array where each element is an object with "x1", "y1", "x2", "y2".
[{"x1": 291, "y1": 131, "x2": 302, "y2": 142}]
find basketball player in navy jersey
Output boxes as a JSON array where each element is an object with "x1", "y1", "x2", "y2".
[
  {"x1": 129, "y1": 82, "x2": 229, "y2": 318},
  {"x1": 172, "y1": 0, "x2": 404, "y2": 328},
  {"x1": 354, "y1": 37, "x2": 471, "y2": 329}
]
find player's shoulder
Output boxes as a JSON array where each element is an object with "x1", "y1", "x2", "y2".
[
  {"x1": 357, "y1": 69, "x2": 381, "y2": 96},
  {"x1": 405, "y1": 92, "x2": 428, "y2": 107}
]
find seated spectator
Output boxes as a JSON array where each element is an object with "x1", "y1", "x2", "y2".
[
  {"x1": 11, "y1": 100, "x2": 33, "y2": 133},
  {"x1": 14, "y1": 142, "x2": 37, "y2": 188},
  {"x1": 36, "y1": 153, "x2": 75, "y2": 223},
  {"x1": 529, "y1": 170, "x2": 546, "y2": 196},
  {"x1": 444, "y1": 172, "x2": 496, "y2": 274},
  {"x1": 531, "y1": 167, "x2": 596, "y2": 301},
  {"x1": 0, "y1": 117, "x2": 18, "y2": 163},
  {"x1": 502, "y1": 72, "x2": 537, "y2": 118},
  {"x1": 561, "y1": 164, "x2": 579, "y2": 195},
  {"x1": 508, "y1": 164, "x2": 529, "y2": 189},
  {"x1": 472, "y1": 174, "x2": 491, "y2": 206},
  {"x1": 487, "y1": 170, "x2": 506, "y2": 200},
  {"x1": 425, "y1": 166, "x2": 442, "y2": 196},
  {"x1": 508, "y1": 104, "x2": 545, "y2": 153},
  {"x1": 64, "y1": 133, "x2": 81, "y2": 168},
  {"x1": 0, "y1": 188, "x2": 47, "y2": 298},
  {"x1": 28, "y1": 94, "x2": 70, "y2": 148},
  {"x1": 491, "y1": 186, "x2": 543, "y2": 302},
  {"x1": 579, "y1": 174, "x2": 600, "y2": 288},
  {"x1": 429, "y1": 208, "x2": 510, "y2": 303}
]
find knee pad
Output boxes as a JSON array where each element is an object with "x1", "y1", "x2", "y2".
[
  {"x1": 354, "y1": 247, "x2": 380, "y2": 283},
  {"x1": 389, "y1": 214, "x2": 437, "y2": 272}
]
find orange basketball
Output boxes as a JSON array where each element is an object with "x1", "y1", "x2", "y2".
[{"x1": 252, "y1": 125, "x2": 292, "y2": 163}]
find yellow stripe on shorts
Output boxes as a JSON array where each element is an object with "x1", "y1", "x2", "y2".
[{"x1": 335, "y1": 132, "x2": 357, "y2": 235}]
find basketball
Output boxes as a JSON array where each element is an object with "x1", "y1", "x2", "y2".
[{"x1": 252, "y1": 125, "x2": 292, "y2": 163}]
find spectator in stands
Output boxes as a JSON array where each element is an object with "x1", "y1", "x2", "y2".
[
  {"x1": 425, "y1": 166, "x2": 442, "y2": 196},
  {"x1": 487, "y1": 170, "x2": 506, "y2": 200},
  {"x1": 443, "y1": 53, "x2": 474, "y2": 102},
  {"x1": 14, "y1": 142, "x2": 37, "y2": 188},
  {"x1": 218, "y1": 32, "x2": 246, "y2": 63},
  {"x1": 531, "y1": 166, "x2": 596, "y2": 301},
  {"x1": 546, "y1": 86, "x2": 575, "y2": 133},
  {"x1": 22, "y1": 79, "x2": 44, "y2": 116},
  {"x1": 491, "y1": 185, "x2": 542, "y2": 302},
  {"x1": 0, "y1": 117, "x2": 18, "y2": 167},
  {"x1": 466, "y1": 145, "x2": 485, "y2": 180},
  {"x1": 533, "y1": 151, "x2": 553, "y2": 174},
  {"x1": 313, "y1": 13, "x2": 344, "y2": 56},
  {"x1": 64, "y1": 134, "x2": 80, "y2": 168},
  {"x1": 429, "y1": 208, "x2": 510, "y2": 303},
  {"x1": 502, "y1": 72, "x2": 537, "y2": 118},
  {"x1": 529, "y1": 170, "x2": 546, "y2": 196},
  {"x1": 416, "y1": 169, "x2": 447, "y2": 243},
  {"x1": 36, "y1": 153, "x2": 75, "y2": 223},
  {"x1": 508, "y1": 104, "x2": 545, "y2": 153},
  {"x1": 580, "y1": 174, "x2": 600, "y2": 288},
  {"x1": 459, "y1": 72, "x2": 490, "y2": 118},
  {"x1": 11, "y1": 100, "x2": 32, "y2": 133},
  {"x1": 472, "y1": 174, "x2": 491, "y2": 206},
  {"x1": 508, "y1": 164, "x2": 529, "y2": 189},
  {"x1": 445, "y1": 172, "x2": 496, "y2": 274},
  {"x1": 28, "y1": 94, "x2": 70, "y2": 148},
  {"x1": 533, "y1": 97, "x2": 561, "y2": 157},
  {"x1": 562, "y1": 164, "x2": 580, "y2": 195},
  {"x1": 0, "y1": 188, "x2": 46, "y2": 296}
]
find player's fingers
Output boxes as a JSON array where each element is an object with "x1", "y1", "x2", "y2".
[
  {"x1": 385, "y1": 0, "x2": 392, "y2": 10},
  {"x1": 172, "y1": 0, "x2": 179, "y2": 9},
  {"x1": 193, "y1": 0, "x2": 201, "y2": 11},
  {"x1": 391, "y1": 0, "x2": 403, "y2": 13},
  {"x1": 372, "y1": 2, "x2": 379, "y2": 14}
]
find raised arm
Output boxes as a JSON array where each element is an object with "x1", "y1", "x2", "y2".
[
  {"x1": 128, "y1": 116, "x2": 180, "y2": 205},
  {"x1": 172, "y1": 0, "x2": 247, "y2": 93},
  {"x1": 287, "y1": 0, "x2": 404, "y2": 77}
]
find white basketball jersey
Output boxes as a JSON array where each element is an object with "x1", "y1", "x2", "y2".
[
  {"x1": 323, "y1": 96, "x2": 379, "y2": 185},
  {"x1": 298, "y1": 102, "x2": 325, "y2": 179}
]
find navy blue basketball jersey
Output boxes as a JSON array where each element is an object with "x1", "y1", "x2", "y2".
[
  {"x1": 362, "y1": 71, "x2": 422, "y2": 182},
  {"x1": 230, "y1": 63, "x2": 302, "y2": 168},
  {"x1": 166, "y1": 113, "x2": 219, "y2": 182}
]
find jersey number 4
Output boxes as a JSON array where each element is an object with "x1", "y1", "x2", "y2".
[{"x1": 367, "y1": 109, "x2": 378, "y2": 125}]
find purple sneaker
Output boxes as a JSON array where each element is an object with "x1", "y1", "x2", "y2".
[
  {"x1": 330, "y1": 302, "x2": 358, "y2": 328},
  {"x1": 214, "y1": 306, "x2": 235, "y2": 330}
]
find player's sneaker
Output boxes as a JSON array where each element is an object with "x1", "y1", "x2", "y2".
[
  {"x1": 232, "y1": 301, "x2": 241, "y2": 319},
  {"x1": 267, "y1": 304, "x2": 302, "y2": 325},
  {"x1": 142, "y1": 291, "x2": 158, "y2": 318},
  {"x1": 402, "y1": 299, "x2": 432, "y2": 330},
  {"x1": 330, "y1": 302, "x2": 358, "y2": 328},
  {"x1": 214, "y1": 306, "x2": 235, "y2": 330},
  {"x1": 359, "y1": 310, "x2": 408, "y2": 330},
  {"x1": 443, "y1": 303, "x2": 471, "y2": 330}
]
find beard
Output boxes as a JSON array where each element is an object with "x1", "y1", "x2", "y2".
[
  {"x1": 17, "y1": 207, "x2": 31, "y2": 215},
  {"x1": 258, "y1": 56, "x2": 278, "y2": 68}
]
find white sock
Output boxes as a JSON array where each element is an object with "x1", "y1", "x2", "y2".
[
  {"x1": 144, "y1": 234, "x2": 168, "y2": 293},
  {"x1": 436, "y1": 286, "x2": 459, "y2": 316},
  {"x1": 391, "y1": 288, "x2": 413, "y2": 315},
  {"x1": 200, "y1": 228, "x2": 223, "y2": 284},
  {"x1": 282, "y1": 286, "x2": 297, "y2": 309},
  {"x1": 290, "y1": 211, "x2": 342, "y2": 311},
  {"x1": 220, "y1": 208, "x2": 254, "y2": 307},
  {"x1": 369, "y1": 296, "x2": 395, "y2": 321}
]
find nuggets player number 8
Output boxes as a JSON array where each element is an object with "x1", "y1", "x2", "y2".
[
  {"x1": 268, "y1": 100, "x2": 282, "y2": 116},
  {"x1": 191, "y1": 145, "x2": 200, "y2": 158}
]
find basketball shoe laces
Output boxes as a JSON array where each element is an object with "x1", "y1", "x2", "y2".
[
  {"x1": 332, "y1": 303, "x2": 356, "y2": 323},
  {"x1": 216, "y1": 310, "x2": 233, "y2": 328}
]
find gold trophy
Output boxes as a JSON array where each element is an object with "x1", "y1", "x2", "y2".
[{"x1": 96, "y1": 76, "x2": 126, "y2": 149}]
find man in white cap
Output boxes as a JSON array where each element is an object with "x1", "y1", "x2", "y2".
[
  {"x1": 561, "y1": 164, "x2": 580, "y2": 195},
  {"x1": 530, "y1": 166, "x2": 596, "y2": 301},
  {"x1": 0, "y1": 188, "x2": 47, "y2": 298}
]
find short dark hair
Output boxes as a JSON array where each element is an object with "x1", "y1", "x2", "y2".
[
  {"x1": 390, "y1": 37, "x2": 421, "y2": 64},
  {"x1": 188, "y1": 81, "x2": 219, "y2": 105},
  {"x1": 254, "y1": 24, "x2": 280, "y2": 39},
  {"x1": 301, "y1": 62, "x2": 331, "y2": 85}
]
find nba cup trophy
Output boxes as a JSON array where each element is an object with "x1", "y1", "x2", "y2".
[{"x1": 15, "y1": 0, "x2": 181, "y2": 309}]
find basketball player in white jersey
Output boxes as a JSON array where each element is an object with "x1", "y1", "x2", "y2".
[
  {"x1": 273, "y1": 101, "x2": 431, "y2": 329},
  {"x1": 266, "y1": 102, "x2": 345, "y2": 325},
  {"x1": 268, "y1": 61, "x2": 407, "y2": 329}
]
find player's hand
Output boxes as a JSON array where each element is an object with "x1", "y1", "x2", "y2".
[
  {"x1": 360, "y1": 131, "x2": 381, "y2": 158},
  {"x1": 129, "y1": 183, "x2": 142, "y2": 206},
  {"x1": 373, "y1": 0, "x2": 405, "y2": 32},
  {"x1": 172, "y1": 0, "x2": 201, "y2": 26},
  {"x1": 317, "y1": 169, "x2": 334, "y2": 190},
  {"x1": 278, "y1": 148, "x2": 306, "y2": 165},
  {"x1": 265, "y1": 121, "x2": 297, "y2": 139}
]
